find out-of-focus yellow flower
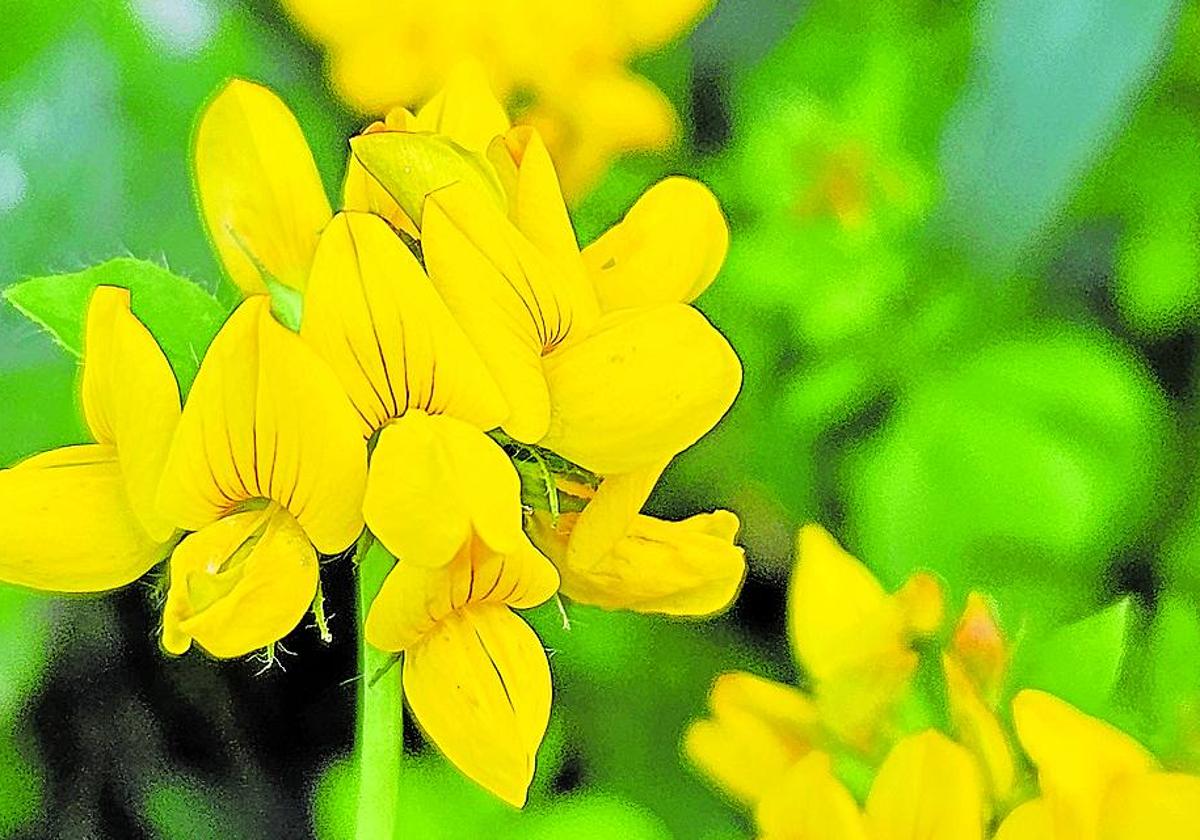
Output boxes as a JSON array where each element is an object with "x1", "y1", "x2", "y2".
[
  {"x1": 281, "y1": 0, "x2": 711, "y2": 198},
  {"x1": 413, "y1": 129, "x2": 741, "y2": 475},
  {"x1": 156, "y1": 297, "x2": 367, "y2": 657},
  {"x1": 684, "y1": 671, "x2": 820, "y2": 808},
  {"x1": 788, "y1": 524, "x2": 944, "y2": 750},
  {"x1": 994, "y1": 690, "x2": 1200, "y2": 840},
  {"x1": 686, "y1": 523, "x2": 953, "y2": 819},
  {"x1": 527, "y1": 462, "x2": 744, "y2": 616},
  {"x1": 0, "y1": 287, "x2": 179, "y2": 591},
  {"x1": 365, "y1": 533, "x2": 559, "y2": 807},
  {"x1": 755, "y1": 731, "x2": 987, "y2": 840}
]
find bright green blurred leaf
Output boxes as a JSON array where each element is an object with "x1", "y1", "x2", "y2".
[
  {"x1": 845, "y1": 325, "x2": 1169, "y2": 597},
  {"x1": 1011, "y1": 599, "x2": 1132, "y2": 716},
  {"x1": 4, "y1": 257, "x2": 227, "y2": 394},
  {"x1": 1114, "y1": 204, "x2": 1200, "y2": 337},
  {"x1": 1140, "y1": 596, "x2": 1200, "y2": 763}
]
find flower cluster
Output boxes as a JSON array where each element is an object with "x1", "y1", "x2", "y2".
[
  {"x1": 280, "y1": 1, "x2": 713, "y2": 197},
  {"x1": 0, "y1": 72, "x2": 745, "y2": 806},
  {"x1": 686, "y1": 525, "x2": 1200, "y2": 838}
]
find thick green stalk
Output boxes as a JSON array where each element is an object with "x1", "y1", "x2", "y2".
[{"x1": 355, "y1": 531, "x2": 402, "y2": 839}]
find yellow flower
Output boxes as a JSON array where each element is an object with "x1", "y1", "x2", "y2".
[
  {"x1": 685, "y1": 523, "x2": 946, "y2": 811},
  {"x1": 298, "y1": 209, "x2": 560, "y2": 804},
  {"x1": 414, "y1": 127, "x2": 741, "y2": 475},
  {"x1": 281, "y1": 0, "x2": 711, "y2": 197},
  {"x1": 755, "y1": 731, "x2": 987, "y2": 840},
  {"x1": 364, "y1": 533, "x2": 559, "y2": 807},
  {"x1": 788, "y1": 524, "x2": 943, "y2": 751},
  {"x1": 527, "y1": 462, "x2": 745, "y2": 616},
  {"x1": 0, "y1": 286, "x2": 178, "y2": 591},
  {"x1": 684, "y1": 671, "x2": 820, "y2": 808},
  {"x1": 156, "y1": 296, "x2": 367, "y2": 657},
  {"x1": 994, "y1": 690, "x2": 1200, "y2": 840}
]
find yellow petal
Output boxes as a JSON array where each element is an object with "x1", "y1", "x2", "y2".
[
  {"x1": 894, "y1": 571, "x2": 945, "y2": 637},
  {"x1": 0, "y1": 446, "x2": 167, "y2": 592},
  {"x1": 583, "y1": 177, "x2": 729, "y2": 311},
  {"x1": 560, "y1": 461, "x2": 665, "y2": 569},
  {"x1": 162, "y1": 504, "x2": 317, "y2": 658},
  {"x1": 349, "y1": 130, "x2": 506, "y2": 232},
  {"x1": 1012, "y1": 690, "x2": 1156, "y2": 840},
  {"x1": 364, "y1": 412, "x2": 523, "y2": 568},
  {"x1": 788, "y1": 524, "x2": 898, "y2": 682},
  {"x1": 301, "y1": 212, "x2": 508, "y2": 436},
  {"x1": 1099, "y1": 772, "x2": 1200, "y2": 840},
  {"x1": 365, "y1": 530, "x2": 558, "y2": 653},
  {"x1": 194, "y1": 79, "x2": 331, "y2": 295},
  {"x1": 81, "y1": 286, "x2": 181, "y2": 542},
  {"x1": 488, "y1": 127, "x2": 585, "y2": 285},
  {"x1": 755, "y1": 752, "x2": 869, "y2": 840},
  {"x1": 614, "y1": 0, "x2": 711, "y2": 50},
  {"x1": 342, "y1": 121, "x2": 419, "y2": 238},
  {"x1": 683, "y1": 671, "x2": 819, "y2": 807},
  {"x1": 403, "y1": 603, "x2": 551, "y2": 807},
  {"x1": 422, "y1": 183, "x2": 567, "y2": 441},
  {"x1": 865, "y1": 730, "x2": 986, "y2": 840},
  {"x1": 157, "y1": 297, "x2": 367, "y2": 553},
  {"x1": 539, "y1": 304, "x2": 742, "y2": 474},
  {"x1": 537, "y1": 70, "x2": 676, "y2": 199},
  {"x1": 414, "y1": 61, "x2": 510, "y2": 155},
  {"x1": 943, "y1": 653, "x2": 1016, "y2": 803},
  {"x1": 556, "y1": 509, "x2": 745, "y2": 616},
  {"x1": 787, "y1": 528, "x2": 927, "y2": 750},
  {"x1": 993, "y1": 800, "x2": 1055, "y2": 840}
]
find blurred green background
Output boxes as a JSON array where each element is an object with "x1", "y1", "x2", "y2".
[{"x1": 2, "y1": 0, "x2": 1200, "y2": 836}]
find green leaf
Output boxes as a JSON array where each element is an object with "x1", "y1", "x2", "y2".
[
  {"x1": 1009, "y1": 599, "x2": 1132, "y2": 716},
  {"x1": 1138, "y1": 596, "x2": 1200, "y2": 762},
  {"x1": 843, "y1": 324, "x2": 1169, "y2": 599},
  {"x1": 3, "y1": 257, "x2": 228, "y2": 394},
  {"x1": 350, "y1": 132, "x2": 505, "y2": 227}
]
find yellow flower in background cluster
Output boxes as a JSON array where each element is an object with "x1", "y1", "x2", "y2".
[
  {"x1": 687, "y1": 525, "x2": 1200, "y2": 839},
  {"x1": 0, "y1": 70, "x2": 743, "y2": 807},
  {"x1": 995, "y1": 691, "x2": 1200, "y2": 840},
  {"x1": 280, "y1": 0, "x2": 713, "y2": 198},
  {"x1": 685, "y1": 524, "x2": 1008, "y2": 834}
]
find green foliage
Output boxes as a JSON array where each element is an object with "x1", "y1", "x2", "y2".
[
  {"x1": 1009, "y1": 599, "x2": 1132, "y2": 716},
  {"x1": 313, "y1": 754, "x2": 676, "y2": 840},
  {"x1": 4, "y1": 258, "x2": 228, "y2": 394},
  {"x1": 844, "y1": 325, "x2": 1169, "y2": 595}
]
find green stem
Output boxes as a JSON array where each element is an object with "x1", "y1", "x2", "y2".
[{"x1": 355, "y1": 530, "x2": 402, "y2": 839}]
